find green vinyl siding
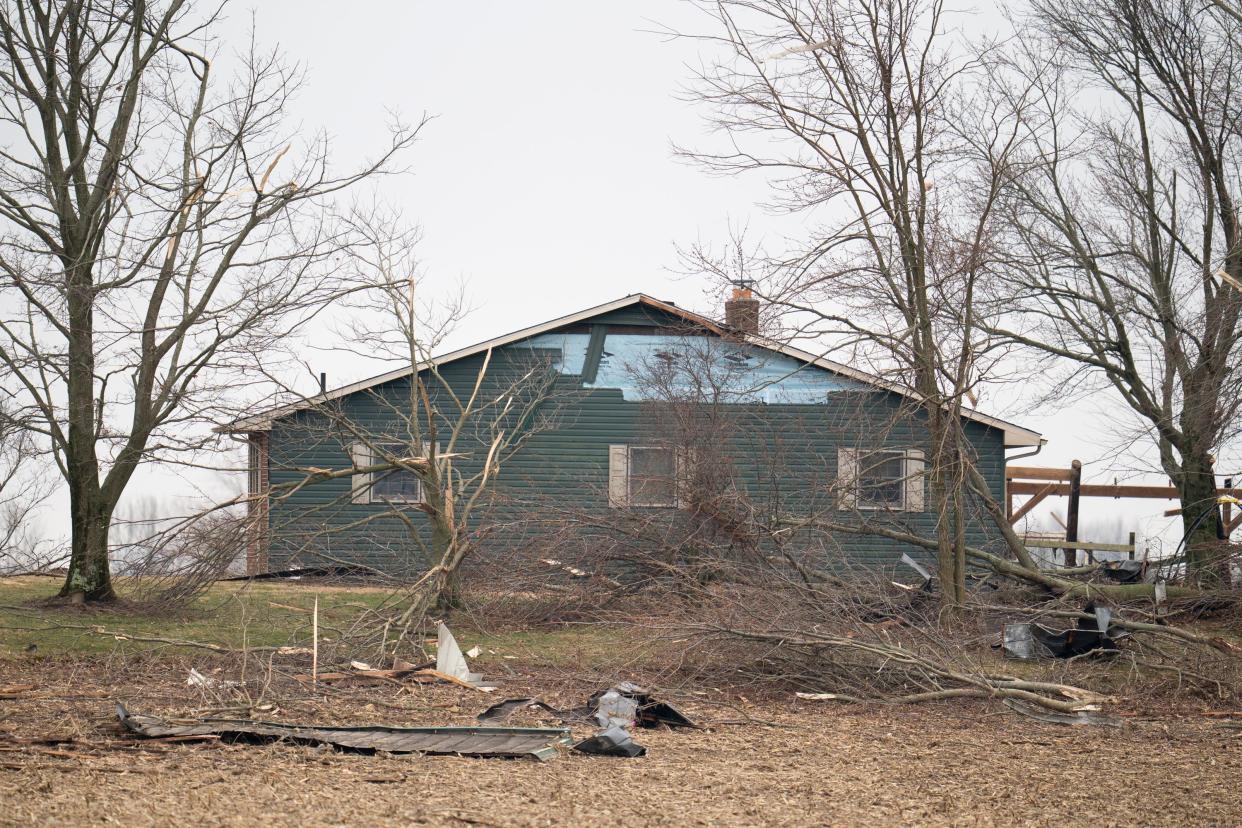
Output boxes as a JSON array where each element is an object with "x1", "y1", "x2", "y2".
[{"x1": 259, "y1": 316, "x2": 1011, "y2": 575}]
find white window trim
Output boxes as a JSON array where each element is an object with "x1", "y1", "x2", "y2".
[
  {"x1": 838, "y1": 448, "x2": 925, "y2": 513},
  {"x1": 350, "y1": 441, "x2": 437, "y2": 506},
  {"x1": 609, "y1": 444, "x2": 682, "y2": 508}
]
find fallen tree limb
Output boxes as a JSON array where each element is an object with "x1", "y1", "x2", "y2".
[
  {"x1": 783, "y1": 519, "x2": 1221, "y2": 602},
  {"x1": 0, "y1": 619, "x2": 281, "y2": 654},
  {"x1": 690, "y1": 623, "x2": 1108, "y2": 714}
]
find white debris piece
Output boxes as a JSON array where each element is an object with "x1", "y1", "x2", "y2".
[
  {"x1": 436, "y1": 622, "x2": 483, "y2": 686},
  {"x1": 186, "y1": 668, "x2": 239, "y2": 689}
]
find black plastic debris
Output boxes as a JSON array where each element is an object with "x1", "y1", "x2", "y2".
[
  {"x1": 573, "y1": 725, "x2": 647, "y2": 757},
  {"x1": 1098, "y1": 559, "x2": 1145, "y2": 583},
  {"x1": 480, "y1": 684, "x2": 696, "y2": 731},
  {"x1": 117, "y1": 704, "x2": 572, "y2": 761},
  {"x1": 1002, "y1": 602, "x2": 1121, "y2": 660}
]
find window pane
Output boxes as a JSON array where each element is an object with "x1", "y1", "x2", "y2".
[
  {"x1": 629, "y1": 446, "x2": 676, "y2": 506},
  {"x1": 371, "y1": 444, "x2": 422, "y2": 503},
  {"x1": 859, "y1": 451, "x2": 904, "y2": 508}
]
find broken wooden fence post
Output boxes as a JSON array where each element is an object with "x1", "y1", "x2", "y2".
[{"x1": 1064, "y1": 460, "x2": 1082, "y2": 567}]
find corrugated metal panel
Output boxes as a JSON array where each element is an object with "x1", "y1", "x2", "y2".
[{"x1": 118, "y1": 705, "x2": 572, "y2": 761}]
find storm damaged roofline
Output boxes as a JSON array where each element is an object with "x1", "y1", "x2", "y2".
[{"x1": 217, "y1": 294, "x2": 1042, "y2": 447}]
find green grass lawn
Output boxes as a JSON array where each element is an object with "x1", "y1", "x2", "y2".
[{"x1": 0, "y1": 576, "x2": 645, "y2": 669}]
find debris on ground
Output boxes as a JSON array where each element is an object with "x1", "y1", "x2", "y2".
[
  {"x1": 436, "y1": 622, "x2": 497, "y2": 691},
  {"x1": 220, "y1": 565, "x2": 380, "y2": 582},
  {"x1": 186, "y1": 668, "x2": 240, "y2": 689},
  {"x1": 588, "y1": 682, "x2": 697, "y2": 729},
  {"x1": 573, "y1": 725, "x2": 647, "y2": 757},
  {"x1": 1003, "y1": 699, "x2": 1122, "y2": 728},
  {"x1": 1002, "y1": 603, "x2": 1122, "y2": 660},
  {"x1": 478, "y1": 682, "x2": 695, "y2": 758},
  {"x1": 116, "y1": 704, "x2": 572, "y2": 761},
  {"x1": 1098, "y1": 559, "x2": 1145, "y2": 583},
  {"x1": 0, "y1": 684, "x2": 36, "y2": 699},
  {"x1": 296, "y1": 661, "x2": 488, "y2": 691}
]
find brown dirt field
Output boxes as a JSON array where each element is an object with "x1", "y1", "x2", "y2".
[{"x1": 2, "y1": 655, "x2": 1241, "y2": 827}]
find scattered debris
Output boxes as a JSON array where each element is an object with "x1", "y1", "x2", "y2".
[
  {"x1": 1003, "y1": 699, "x2": 1122, "y2": 728},
  {"x1": 186, "y1": 668, "x2": 239, "y2": 689},
  {"x1": 573, "y1": 725, "x2": 646, "y2": 757},
  {"x1": 220, "y1": 565, "x2": 381, "y2": 582},
  {"x1": 116, "y1": 704, "x2": 572, "y2": 761},
  {"x1": 1002, "y1": 603, "x2": 1122, "y2": 660},
  {"x1": 436, "y1": 622, "x2": 496, "y2": 691},
  {"x1": 297, "y1": 661, "x2": 486, "y2": 690},
  {"x1": 897, "y1": 552, "x2": 933, "y2": 589},
  {"x1": 477, "y1": 698, "x2": 569, "y2": 723},
  {"x1": 1098, "y1": 559, "x2": 1145, "y2": 583},
  {"x1": 478, "y1": 682, "x2": 694, "y2": 759},
  {"x1": 0, "y1": 684, "x2": 36, "y2": 700},
  {"x1": 795, "y1": 692, "x2": 849, "y2": 702},
  {"x1": 480, "y1": 683, "x2": 695, "y2": 731},
  {"x1": 541, "y1": 558, "x2": 589, "y2": 577},
  {"x1": 588, "y1": 682, "x2": 696, "y2": 729}
]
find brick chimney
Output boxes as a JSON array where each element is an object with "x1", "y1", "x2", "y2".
[{"x1": 724, "y1": 283, "x2": 760, "y2": 335}]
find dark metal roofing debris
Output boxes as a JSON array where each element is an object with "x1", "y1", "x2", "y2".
[
  {"x1": 477, "y1": 682, "x2": 696, "y2": 758},
  {"x1": 1002, "y1": 603, "x2": 1123, "y2": 660},
  {"x1": 220, "y1": 564, "x2": 382, "y2": 582},
  {"x1": 116, "y1": 704, "x2": 571, "y2": 761},
  {"x1": 573, "y1": 725, "x2": 647, "y2": 757}
]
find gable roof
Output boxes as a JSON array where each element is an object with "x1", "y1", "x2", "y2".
[{"x1": 219, "y1": 294, "x2": 1042, "y2": 447}]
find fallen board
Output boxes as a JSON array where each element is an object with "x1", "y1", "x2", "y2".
[{"x1": 116, "y1": 705, "x2": 572, "y2": 761}]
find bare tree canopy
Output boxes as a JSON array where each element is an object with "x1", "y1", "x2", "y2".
[
  {"x1": 991, "y1": 0, "x2": 1242, "y2": 577},
  {"x1": 0, "y1": 0, "x2": 420, "y2": 601},
  {"x1": 675, "y1": 0, "x2": 1037, "y2": 603}
]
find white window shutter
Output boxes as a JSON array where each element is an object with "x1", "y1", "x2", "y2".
[
  {"x1": 350, "y1": 443, "x2": 372, "y2": 504},
  {"x1": 905, "y1": 449, "x2": 926, "y2": 512},
  {"x1": 837, "y1": 448, "x2": 858, "y2": 510},
  {"x1": 675, "y1": 447, "x2": 695, "y2": 508},
  {"x1": 608, "y1": 444, "x2": 629, "y2": 508}
]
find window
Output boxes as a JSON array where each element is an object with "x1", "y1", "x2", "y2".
[
  {"x1": 371, "y1": 444, "x2": 423, "y2": 504},
  {"x1": 837, "y1": 448, "x2": 925, "y2": 512},
  {"x1": 608, "y1": 444, "x2": 680, "y2": 508},
  {"x1": 857, "y1": 450, "x2": 906, "y2": 509},
  {"x1": 629, "y1": 446, "x2": 677, "y2": 507},
  {"x1": 350, "y1": 442, "x2": 431, "y2": 505}
]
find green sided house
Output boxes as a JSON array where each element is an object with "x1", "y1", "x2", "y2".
[{"x1": 221, "y1": 291, "x2": 1042, "y2": 577}]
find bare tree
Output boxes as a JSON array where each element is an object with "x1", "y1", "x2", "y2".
[
  {"x1": 248, "y1": 215, "x2": 561, "y2": 651},
  {"x1": 676, "y1": 0, "x2": 1035, "y2": 603},
  {"x1": 990, "y1": 0, "x2": 1242, "y2": 579},
  {"x1": 0, "y1": 1, "x2": 420, "y2": 601}
]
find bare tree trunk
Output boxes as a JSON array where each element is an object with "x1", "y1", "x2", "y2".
[
  {"x1": 1174, "y1": 450, "x2": 1225, "y2": 581},
  {"x1": 63, "y1": 491, "x2": 115, "y2": 601}
]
